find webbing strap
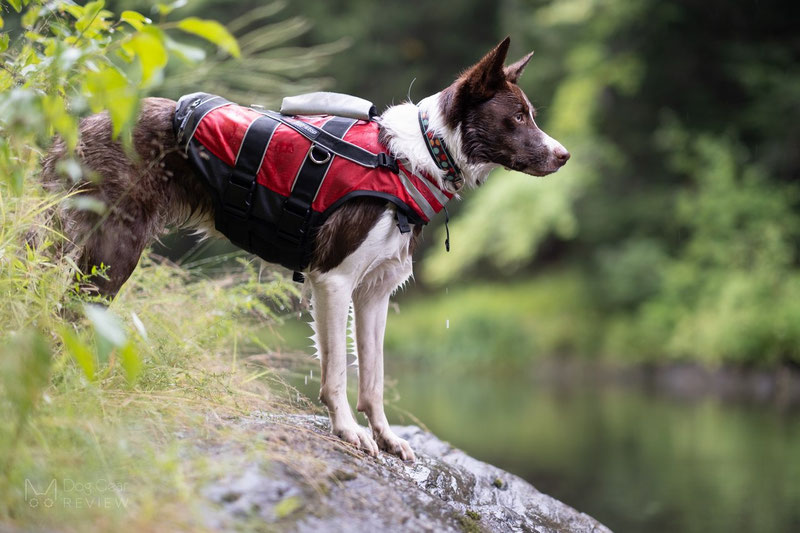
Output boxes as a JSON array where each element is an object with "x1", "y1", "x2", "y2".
[
  {"x1": 277, "y1": 117, "x2": 356, "y2": 244},
  {"x1": 256, "y1": 109, "x2": 398, "y2": 173},
  {"x1": 177, "y1": 94, "x2": 234, "y2": 152},
  {"x1": 222, "y1": 114, "x2": 280, "y2": 221}
]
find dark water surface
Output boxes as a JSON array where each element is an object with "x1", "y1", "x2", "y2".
[{"x1": 288, "y1": 359, "x2": 800, "y2": 533}]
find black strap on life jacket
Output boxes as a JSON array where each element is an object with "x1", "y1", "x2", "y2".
[
  {"x1": 277, "y1": 116, "x2": 357, "y2": 245},
  {"x1": 221, "y1": 115, "x2": 281, "y2": 226},
  {"x1": 255, "y1": 109, "x2": 399, "y2": 174}
]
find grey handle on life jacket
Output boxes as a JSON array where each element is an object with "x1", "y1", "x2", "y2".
[{"x1": 280, "y1": 92, "x2": 377, "y2": 121}]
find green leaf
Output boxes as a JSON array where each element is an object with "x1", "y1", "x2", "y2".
[
  {"x1": 63, "y1": 196, "x2": 107, "y2": 214},
  {"x1": 8, "y1": 0, "x2": 22, "y2": 13},
  {"x1": 84, "y1": 304, "x2": 128, "y2": 347},
  {"x1": 177, "y1": 17, "x2": 240, "y2": 58},
  {"x1": 119, "y1": 341, "x2": 142, "y2": 384},
  {"x1": 120, "y1": 10, "x2": 151, "y2": 31},
  {"x1": 84, "y1": 64, "x2": 138, "y2": 137},
  {"x1": 164, "y1": 34, "x2": 205, "y2": 63},
  {"x1": 273, "y1": 496, "x2": 302, "y2": 518},
  {"x1": 0, "y1": 34, "x2": 8, "y2": 53},
  {"x1": 61, "y1": 327, "x2": 96, "y2": 382},
  {"x1": 0, "y1": 14, "x2": 4, "y2": 29},
  {"x1": 21, "y1": 5, "x2": 39, "y2": 28},
  {"x1": 75, "y1": 0, "x2": 105, "y2": 33},
  {"x1": 55, "y1": 158, "x2": 83, "y2": 182},
  {"x1": 122, "y1": 27, "x2": 168, "y2": 86},
  {"x1": 155, "y1": 0, "x2": 188, "y2": 16}
]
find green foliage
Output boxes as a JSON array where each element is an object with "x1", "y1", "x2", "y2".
[
  {"x1": 0, "y1": 329, "x2": 52, "y2": 449},
  {"x1": 604, "y1": 130, "x2": 800, "y2": 365},
  {"x1": 385, "y1": 274, "x2": 599, "y2": 370},
  {"x1": 176, "y1": 16, "x2": 240, "y2": 58},
  {"x1": 157, "y1": 2, "x2": 346, "y2": 106},
  {"x1": 408, "y1": 0, "x2": 800, "y2": 367},
  {"x1": 0, "y1": 0, "x2": 243, "y2": 184},
  {"x1": 0, "y1": 3, "x2": 314, "y2": 528}
]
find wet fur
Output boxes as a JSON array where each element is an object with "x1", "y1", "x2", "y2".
[{"x1": 40, "y1": 37, "x2": 568, "y2": 461}]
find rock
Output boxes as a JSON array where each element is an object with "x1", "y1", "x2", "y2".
[{"x1": 202, "y1": 413, "x2": 611, "y2": 533}]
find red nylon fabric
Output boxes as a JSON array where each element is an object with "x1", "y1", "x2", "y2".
[{"x1": 191, "y1": 104, "x2": 452, "y2": 221}]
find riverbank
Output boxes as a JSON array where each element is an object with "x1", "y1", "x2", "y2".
[{"x1": 202, "y1": 413, "x2": 610, "y2": 532}]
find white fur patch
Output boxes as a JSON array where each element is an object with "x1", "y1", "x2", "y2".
[{"x1": 379, "y1": 93, "x2": 498, "y2": 193}]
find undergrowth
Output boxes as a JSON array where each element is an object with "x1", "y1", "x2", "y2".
[
  {"x1": 0, "y1": 182, "x2": 327, "y2": 530},
  {"x1": 0, "y1": 3, "x2": 332, "y2": 529}
]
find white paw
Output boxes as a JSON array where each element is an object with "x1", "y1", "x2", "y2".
[
  {"x1": 375, "y1": 428, "x2": 416, "y2": 462},
  {"x1": 333, "y1": 423, "x2": 379, "y2": 457}
]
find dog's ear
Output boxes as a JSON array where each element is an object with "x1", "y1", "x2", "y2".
[
  {"x1": 504, "y1": 51, "x2": 534, "y2": 84},
  {"x1": 462, "y1": 36, "x2": 512, "y2": 100},
  {"x1": 441, "y1": 37, "x2": 512, "y2": 127}
]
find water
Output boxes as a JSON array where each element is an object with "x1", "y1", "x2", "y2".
[{"x1": 288, "y1": 360, "x2": 800, "y2": 533}]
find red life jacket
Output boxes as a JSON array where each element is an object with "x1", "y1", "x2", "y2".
[{"x1": 173, "y1": 93, "x2": 453, "y2": 273}]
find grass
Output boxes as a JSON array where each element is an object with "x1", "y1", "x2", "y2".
[{"x1": 0, "y1": 183, "x2": 335, "y2": 531}]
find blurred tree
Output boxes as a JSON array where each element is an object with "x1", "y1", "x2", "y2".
[
  {"x1": 101, "y1": 0, "x2": 344, "y2": 106},
  {"x1": 419, "y1": 0, "x2": 800, "y2": 363}
]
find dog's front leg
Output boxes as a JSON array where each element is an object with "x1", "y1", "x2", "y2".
[
  {"x1": 353, "y1": 278, "x2": 416, "y2": 462},
  {"x1": 309, "y1": 273, "x2": 379, "y2": 456}
]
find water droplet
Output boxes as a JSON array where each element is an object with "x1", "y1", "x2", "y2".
[{"x1": 446, "y1": 319, "x2": 450, "y2": 329}]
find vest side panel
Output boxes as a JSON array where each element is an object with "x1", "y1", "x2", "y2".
[
  {"x1": 311, "y1": 161, "x2": 416, "y2": 214},
  {"x1": 311, "y1": 120, "x2": 430, "y2": 219},
  {"x1": 192, "y1": 105, "x2": 262, "y2": 166},
  {"x1": 399, "y1": 163, "x2": 446, "y2": 213}
]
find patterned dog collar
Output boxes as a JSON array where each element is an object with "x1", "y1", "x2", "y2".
[{"x1": 418, "y1": 108, "x2": 463, "y2": 190}]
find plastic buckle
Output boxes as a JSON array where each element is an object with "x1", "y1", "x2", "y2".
[
  {"x1": 377, "y1": 152, "x2": 399, "y2": 173},
  {"x1": 277, "y1": 200, "x2": 309, "y2": 244},
  {"x1": 223, "y1": 171, "x2": 256, "y2": 219}
]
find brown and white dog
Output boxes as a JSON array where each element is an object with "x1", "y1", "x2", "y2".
[{"x1": 42, "y1": 37, "x2": 569, "y2": 461}]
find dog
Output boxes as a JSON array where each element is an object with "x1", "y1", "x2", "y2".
[{"x1": 41, "y1": 37, "x2": 569, "y2": 461}]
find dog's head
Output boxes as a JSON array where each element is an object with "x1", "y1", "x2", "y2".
[{"x1": 441, "y1": 37, "x2": 569, "y2": 177}]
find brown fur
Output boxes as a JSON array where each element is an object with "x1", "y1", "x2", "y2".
[
  {"x1": 312, "y1": 197, "x2": 387, "y2": 272},
  {"x1": 41, "y1": 98, "x2": 214, "y2": 296}
]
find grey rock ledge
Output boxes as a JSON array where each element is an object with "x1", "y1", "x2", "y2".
[{"x1": 203, "y1": 413, "x2": 612, "y2": 533}]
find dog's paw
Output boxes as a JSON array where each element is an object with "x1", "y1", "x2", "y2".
[
  {"x1": 333, "y1": 423, "x2": 379, "y2": 457},
  {"x1": 375, "y1": 428, "x2": 416, "y2": 462}
]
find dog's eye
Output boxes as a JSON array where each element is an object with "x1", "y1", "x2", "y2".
[{"x1": 514, "y1": 112, "x2": 525, "y2": 123}]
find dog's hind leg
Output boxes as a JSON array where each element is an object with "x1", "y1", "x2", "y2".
[
  {"x1": 352, "y1": 264, "x2": 416, "y2": 461},
  {"x1": 77, "y1": 217, "x2": 152, "y2": 299},
  {"x1": 309, "y1": 273, "x2": 380, "y2": 456}
]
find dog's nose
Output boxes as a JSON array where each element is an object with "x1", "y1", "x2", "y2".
[{"x1": 554, "y1": 146, "x2": 571, "y2": 165}]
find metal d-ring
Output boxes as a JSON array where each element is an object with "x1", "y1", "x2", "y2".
[{"x1": 308, "y1": 143, "x2": 332, "y2": 165}]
